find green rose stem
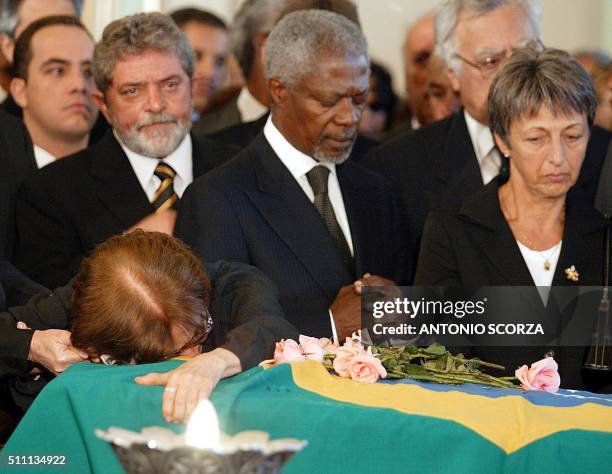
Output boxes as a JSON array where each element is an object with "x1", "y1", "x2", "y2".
[
  {"x1": 454, "y1": 358, "x2": 506, "y2": 371},
  {"x1": 325, "y1": 343, "x2": 519, "y2": 389}
]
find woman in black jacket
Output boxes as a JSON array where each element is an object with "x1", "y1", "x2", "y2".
[{"x1": 415, "y1": 47, "x2": 610, "y2": 391}]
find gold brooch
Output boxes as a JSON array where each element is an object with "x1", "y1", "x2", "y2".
[{"x1": 564, "y1": 265, "x2": 579, "y2": 282}]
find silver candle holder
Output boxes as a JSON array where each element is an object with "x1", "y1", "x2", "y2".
[{"x1": 96, "y1": 426, "x2": 307, "y2": 474}]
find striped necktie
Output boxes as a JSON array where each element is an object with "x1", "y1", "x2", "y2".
[
  {"x1": 152, "y1": 162, "x2": 177, "y2": 212},
  {"x1": 306, "y1": 165, "x2": 354, "y2": 272}
]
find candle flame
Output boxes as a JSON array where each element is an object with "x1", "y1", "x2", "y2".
[{"x1": 185, "y1": 400, "x2": 220, "y2": 450}]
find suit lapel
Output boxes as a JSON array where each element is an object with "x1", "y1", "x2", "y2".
[
  {"x1": 435, "y1": 112, "x2": 483, "y2": 207},
  {"x1": 337, "y1": 162, "x2": 371, "y2": 278},
  {"x1": 460, "y1": 183, "x2": 544, "y2": 311},
  {"x1": 191, "y1": 133, "x2": 207, "y2": 178},
  {"x1": 552, "y1": 201, "x2": 609, "y2": 286},
  {"x1": 245, "y1": 135, "x2": 354, "y2": 299},
  {"x1": 89, "y1": 132, "x2": 153, "y2": 229}
]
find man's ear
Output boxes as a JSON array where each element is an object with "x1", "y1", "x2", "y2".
[
  {"x1": 268, "y1": 78, "x2": 287, "y2": 108},
  {"x1": 0, "y1": 33, "x2": 15, "y2": 64},
  {"x1": 91, "y1": 90, "x2": 112, "y2": 124},
  {"x1": 445, "y1": 66, "x2": 461, "y2": 93},
  {"x1": 494, "y1": 132, "x2": 511, "y2": 157},
  {"x1": 10, "y1": 77, "x2": 27, "y2": 108}
]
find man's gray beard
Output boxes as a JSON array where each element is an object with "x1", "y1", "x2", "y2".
[
  {"x1": 113, "y1": 113, "x2": 191, "y2": 159},
  {"x1": 312, "y1": 136, "x2": 356, "y2": 165}
]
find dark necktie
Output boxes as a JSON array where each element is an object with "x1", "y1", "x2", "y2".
[
  {"x1": 152, "y1": 162, "x2": 177, "y2": 212},
  {"x1": 306, "y1": 165, "x2": 354, "y2": 271}
]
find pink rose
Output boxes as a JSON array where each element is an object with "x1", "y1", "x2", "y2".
[
  {"x1": 273, "y1": 339, "x2": 305, "y2": 364},
  {"x1": 299, "y1": 335, "x2": 325, "y2": 362},
  {"x1": 342, "y1": 335, "x2": 366, "y2": 354},
  {"x1": 346, "y1": 348, "x2": 387, "y2": 383},
  {"x1": 515, "y1": 357, "x2": 561, "y2": 393},
  {"x1": 333, "y1": 340, "x2": 366, "y2": 377},
  {"x1": 317, "y1": 337, "x2": 339, "y2": 355}
]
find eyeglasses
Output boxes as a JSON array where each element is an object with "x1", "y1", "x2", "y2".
[
  {"x1": 453, "y1": 51, "x2": 509, "y2": 79},
  {"x1": 98, "y1": 309, "x2": 214, "y2": 365},
  {"x1": 454, "y1": 40, "x2": 544, "y2": 79},
  {"x1": 163, "y1": 309, "x2": 214, "y2": 360}
]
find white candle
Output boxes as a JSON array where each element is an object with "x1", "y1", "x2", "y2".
[{"x1": 185, "y1": 399, "x2": 220, "y2": 450}]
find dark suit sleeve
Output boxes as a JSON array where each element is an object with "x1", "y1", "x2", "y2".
[
  {"x1": 414, "y1": 212, "x2": 461, "y2": 286},
  {"x1": 0, "y1": 262, "x2": 69, "y2": 378},
  {"x1": 204, "y1": 260, "x2": 298, "y2": 369},
  {"x1": 595, "y1": 141, "x2": 611, "y2": 215},
  {"x1": 0, "y1": 260, "x2": 50, "y2": 307},
  {"x1": 363, "y1": 142, "x2": 427, "y2": 284},
  {"x1": 6, "y1": 283, "x2": 72, "y2": 331},
  {"x1": 0, "y1": 315, "x2": 34, "y2": 376},
  {"x1": 14, "y1": 173, "x2": 84, "y2": 288},
  {"x1": 176, "y1": 178, "x2": 250, "y2": 263}
]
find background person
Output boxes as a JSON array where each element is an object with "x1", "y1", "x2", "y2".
[
  {"x1": 169, "y1": 8, "x2": 230, "y2": 131},
  {"x1": 10, "y1": 15, "x2": 97, "y2": 164}
]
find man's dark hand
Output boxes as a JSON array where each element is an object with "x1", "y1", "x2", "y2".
[
  {"x1": 330, "y1": 283, "x2": 362, "y2": 340},
  {"x1": 331, "y1": 274, "x2": 400, "y2": 340}
]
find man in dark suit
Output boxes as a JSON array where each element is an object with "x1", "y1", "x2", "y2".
[
  {"x1": 14, "y1": 12, "x2": 239, "y2": 289},
  {"x1": 0, "y1": 1, "x2": 109, "y2": 144},
  {"x1": 366, "y1": 0, "x2": 611, "y2": 281},
  {"x1": 9, "y1": 16, "x2": 98, "y2": 165},
  {"x1": 0, "y1": 109, "x2": 34, "y2": 261},
  {"x1": 193, "y1": 0, "x2": 282, "y2": 135},
  {"x1": 177, "y1": 10, "x2": 407, "y2": 339}
]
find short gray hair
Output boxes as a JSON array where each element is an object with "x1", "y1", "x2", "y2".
[
  {"x1": 265, "y1": 9, "x2": 368, "y2": 88},
  {"x1": 0, "y1": 0, "x2": 83, "y2": 37},
  {"x1": 435, "y1": 0, "x2": 541, "y2": 74},
  {"x1": 489, "y1": 47, "x2": 597, "y2": 144},
  {"x1": 230, "y1": 0, "x2": 285, "y2": 79},
  {"x1": 93, "y1": 12, "x2": 193, "y2": 93}
]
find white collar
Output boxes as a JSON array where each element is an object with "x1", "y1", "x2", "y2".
[
  {"x1": 115, "y1": 130, "x2": 193, "y2": 199},
  {"x1": 464, "y1": 110, "x2": 496, "y2": 164},
  {"x1": 237, "y1": 87, "x2": 268, "y2": 123},
  {"x1": 33, "y1": 144, "x2": 57, "y2": 169},
  {"x1": 263, "y1": 115, "x2": 337, "y2": 180}
]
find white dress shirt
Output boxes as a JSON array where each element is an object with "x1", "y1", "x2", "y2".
[
  {"x1": 237, "y1": 87, "x2": 268, "y2": 123},
  {"x1": 33, "y1": 145, "x2": 56, "y2": 169},
  {"x1": 464, "y1": 110, "x2": 502, "y2": 185},
  {"x1": 117, "y1": 131, "x2": 193, "y2": 202},
  {"x1": 263, "y1": 116, "x2": 354, "y2": 256}
]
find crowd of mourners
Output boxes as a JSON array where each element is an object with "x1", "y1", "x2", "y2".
[{"x1": 0, "y1": 0, "x2": 610, "y2": 442}]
